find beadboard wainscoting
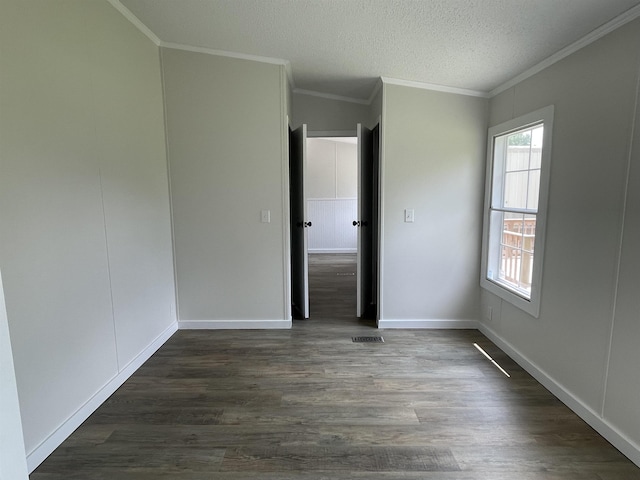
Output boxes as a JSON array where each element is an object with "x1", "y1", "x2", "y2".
[{"x1": 307, "y1": 198, "x2": 357, "y2": 253}]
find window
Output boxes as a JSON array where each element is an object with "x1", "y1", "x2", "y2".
[{"x1": 481, "y1": 106, "x2": 554, "y2": 317}]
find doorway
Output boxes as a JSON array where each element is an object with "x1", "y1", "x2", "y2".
[{"x1": 289, "y1": 124, "x2": 381, "y2": 322}]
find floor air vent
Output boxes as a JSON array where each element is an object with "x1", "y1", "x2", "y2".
[{"x1": 352, "y1": 336, "x2": 384, "y2": 343}]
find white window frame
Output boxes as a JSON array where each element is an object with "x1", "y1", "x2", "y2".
[{"x1": 480, "y1": 106, "x2": 554, "y2": 318}]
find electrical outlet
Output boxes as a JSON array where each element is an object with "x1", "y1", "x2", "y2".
[
  {"x1": 261, "y1": 210, "x2": 271, "y2": 223},
  {"x1": 486, "y1": 306, "x2": 493, "y2": 322}
]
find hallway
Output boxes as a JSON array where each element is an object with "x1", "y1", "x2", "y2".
[{"x1": 306, "y1": 253, "x2": 374, "y2": 327}]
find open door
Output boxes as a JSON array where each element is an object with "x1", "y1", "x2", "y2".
[
  {"x1": 356, "y1": 123, "x2": 379, "y2": 319},
  {"x1": 289, "y1": 124, "x2": 310, "y2": 319}
]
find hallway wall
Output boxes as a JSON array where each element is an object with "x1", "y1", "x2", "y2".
[
  {"x1": 292, "y1": 92, "x2": 371, "y2": 133},
  {"x1": 379, "y1": 83, "x2": 488, "y2": 327},
  {"x1": 162, "y1": 48, "x2": 289, "y2": 326}
]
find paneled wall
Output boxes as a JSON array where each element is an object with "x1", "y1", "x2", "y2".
[
  {"x1": 307, "y1": 138, "x2": 358, "y2": 253},
  {"x1": 0, "y1": 0, "x2": 176, "y2": 468},
  {"x1": 480, "y1": 18, "x2": 640, "y2": 465}
]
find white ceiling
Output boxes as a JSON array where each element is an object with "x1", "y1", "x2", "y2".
[{"x1": 119, "y1": 0, "x2": 640, "y2": 101}]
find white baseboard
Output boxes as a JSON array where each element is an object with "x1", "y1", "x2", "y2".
[
  {"x1": 308, "y1": 248, "x2": 357, "y2": 254},
  {"x1": 479, "y1": 323, "x2": 640, "y2": 468},
  {"x1": 377, "y1": 318, "x2": 479, "y2": 329},
  {"x1": 179, "y1": 319, "x2": 292, "y2": 330},
  {"x1": 26, "y1": 321, "x2": 178, "y2": 473}
]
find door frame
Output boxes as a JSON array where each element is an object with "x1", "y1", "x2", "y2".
[
  {"x1": 374, "y1": 115, "x2": 384, "y2": 324},
  {"x1": 285, "y1": 124, "x2": 383, "y2": 323}
]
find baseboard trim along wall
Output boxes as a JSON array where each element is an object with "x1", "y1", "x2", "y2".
[
  {"x1": 377, "y1": 319, "x2": 479, "y2": 329},
  {"x1": 479, "y1": 324, "x2": 640, "y2": 469},
  {"x1": 179, "y1": 319, "x2": 292, "y2": 329},
  {"x1": 26, "y1": 321, "x2": 178, "y2": 472}
]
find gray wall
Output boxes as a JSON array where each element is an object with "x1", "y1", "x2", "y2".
[
  {"x1": 380, "y1": 84, "x2": 488, "y2": 325},
  {"x1": 480, "y1": 18, "x2": 640, "y2": 463},
  {"x1": 162, "y1": 48, "x2": 289, "y2": 325},
  {"x1": 0, "y1": 0, "x2": 175, "y2": 464},
  {"x1": 292, "y1": 92, "x2": 371, "y2": 133},
  {"x1": 0, "y1": 272, "x2": 28, "y2": 479}
]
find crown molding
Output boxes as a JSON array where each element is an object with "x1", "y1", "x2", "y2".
[
  {"x1": 292, "y1": 88, "x2": 371, "y2": 105},
  {"x1": 160, "y1": 42, "x2": 289, "y2": 67},
  {"x1": 107, "y1": 0, "x2": 161, "y2": 45},
  {"x1": 366, "y1": 79, "x2": 384, "y2": 104},
  {"x1": 108, "y1": 2, "x2": 290, "y2": 67},
  {"x1": 110, "y1": 0, "x2": 640, "y2": 103},
  {"x1": 490, "y1": 4, "x2": 640, "y2": 97},
  {"x1": 380, "y1": 76, "x2": 489, "y2": 98},
  {"x1": 284, "y1": 62, "x2": 295, "y2": 90}
]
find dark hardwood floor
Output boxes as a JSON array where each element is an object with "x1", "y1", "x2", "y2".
[{"x1": 31, "y1": 254, "x2": 640, "y2": 479}]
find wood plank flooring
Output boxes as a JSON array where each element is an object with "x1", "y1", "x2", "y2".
[{"x1": 31, "y1": 254, "x2": 640, "y2": 479}]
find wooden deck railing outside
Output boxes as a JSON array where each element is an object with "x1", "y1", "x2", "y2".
[{"x1": 501, "y1": 218, "x2": 536, "y2": 292}]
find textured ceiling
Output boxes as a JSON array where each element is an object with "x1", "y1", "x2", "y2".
[{"x1": 119, "y1": 0, "x2": 640, "y2": 101}]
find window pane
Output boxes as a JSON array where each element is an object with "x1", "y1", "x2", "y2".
[
  {"x1": 490, "y1": 136, "x2": 507, "y2": 208},
  {"x1": 502, "y1": 214, "x2": 524, "y2": 266},
  {"x1": 506, "y1": 146, "x2": 530, "y2": 171},
  {"x1": 523, "y1": 214, "x2": 536, "y2": 253},
  {"x1": 532, "y1": 126, "x2": 544, "y2": 145},
  {"x1": 503, "y1": 171, "x2": 528, "y2": 209},
  {"x1": 500, "y1": 244, "x2": 520, "y2": 287},
  {"x1": 487, "y1": 210, "x2": 535, "y2": 300},
  {"x1": 527, "y1": 170, "x2": 540, "y2": 210},
  {"x1": 486, "y1": 210, "x2": 504, "y2": 282},
  {"x1": 530, "y1": 147, "x2": 542, "y2": 169},
  {"x1": 507, "y1": 130, "x2": 531, "y2": 147},
  {"x1": 519, "y1": 252, "x2": 534, "y2": 290}
]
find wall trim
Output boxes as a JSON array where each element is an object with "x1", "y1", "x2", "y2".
[
  {"x1": 490, "y1": 4, "x2": 640, "y2": 97},
  {"x1": 377, "y1": 319, "x2": 480, "y2": 329},
  {"x1": 381, "y1": 76, "x2": 489, "y2": 98},
  {"x1": 366, "y1": 79, "x2": 384, "y2": 106},
  {"x1": 160, "y1": 42, "x2": 290, "y2": 67},
  {"x1": 179, "y1": 319, "x2": 292, "y2": 330},
  {"x1": 107, "y1": 0, "x2": 162, "y2": 45},
  {"x1": 479, "y1": 323, "x2": 640, "y2": 468},
  {"x1": 26, "y1": 321, "x2": 178, "y2": 472}
]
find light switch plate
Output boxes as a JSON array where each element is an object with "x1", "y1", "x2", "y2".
[
  {"x1": 404, "y1": 209, "x2": 415, "y2": 223},
  {"x1": 261, "y1": 210, "x2": 271, "y2": 223}
]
